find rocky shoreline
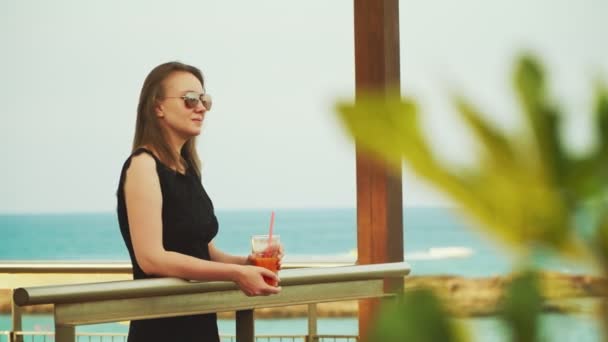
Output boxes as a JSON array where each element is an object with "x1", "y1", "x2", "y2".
[
  {"x1": 403, "y1": 272, "x2": 608, "y2": 317},
  {"x1": 2, "y1": 272, "x2": 606, "y2": 318}
]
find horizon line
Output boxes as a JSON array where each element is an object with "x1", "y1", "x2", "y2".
[{"x1": 0, "y1": 205, "x2": 459, "y2": 216}]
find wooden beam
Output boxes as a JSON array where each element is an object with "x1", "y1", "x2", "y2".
[
  {"x1": 307, "y1": 304, "x2": 318, "y2": 342},
  {"x1": 236, "y1": 310, "x2": 254, "y2": 342},
  {"x1": 53, "y1": 280, "x2": 387, "y2": 326},
  {"x1": 54, "y1": 324, "x2": 75, "y2": 342},
  {"x1": 354, "y1": 0, "x2": 403, "y2": 340},
  {"x1": 11, "y1": 289, "x2": 23, "y2": 342}
]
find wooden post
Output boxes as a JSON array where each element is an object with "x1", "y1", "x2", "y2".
[
  {"x1": 55, "y1": 305, "x2": 76, "y2": 342},
  {"x1": 236, "y1": 309, "x2": 255, "y2": 342},
  {"x1": 307, "y1": 303, "x2": 318, "y2": 342},
  {"x1": 354, "y1": 0, "x2": 404, "y2": 341},
  {"x1": 55, "y1": 324, "x2": 75, "y2": 342},
  {"x1": 10, "y1": 290, "x2": 23, "y2": 342}
]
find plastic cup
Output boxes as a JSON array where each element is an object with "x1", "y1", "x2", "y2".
[{"x1": 251, "y1": 234, "x2": 281, "y2": 286}]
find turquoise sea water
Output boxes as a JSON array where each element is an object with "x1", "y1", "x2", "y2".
[
  {"x1": 0, "y1": 208, "x2": 601, "y2": 340},
  {"x1": 2, "y1": 207, "x2": 513, "y2": 275},
  {"x1": 0, "y1": 207, "x2": 592, "y2": 275}
]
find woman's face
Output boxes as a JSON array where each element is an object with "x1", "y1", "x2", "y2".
[{"x1": 156, "y1": 71, "x2": 208, "y2": 139}]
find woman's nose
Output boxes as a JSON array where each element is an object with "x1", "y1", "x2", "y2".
[{"x1": 194, "y1": 102, "x2": 207, "y2": 113}]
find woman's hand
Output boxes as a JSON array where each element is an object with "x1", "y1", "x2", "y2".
[
  {"x1": 233, "y1": 265, "x2": 281, "y2": 297},
  {"x1": 276, "y1": 244, "x2": 284, "y2": 270}
]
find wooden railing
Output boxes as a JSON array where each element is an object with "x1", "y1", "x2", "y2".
[
  {"x1": 0, "y1": 260, "x2": 354, "y2": 273},
  {"x1": 11, "y1": 262, "x2": 410, "y2": 342}
]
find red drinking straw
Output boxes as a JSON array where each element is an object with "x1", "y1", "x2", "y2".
[{"x1": 268, "y1": 211, "x2": 275, "y2": 244}]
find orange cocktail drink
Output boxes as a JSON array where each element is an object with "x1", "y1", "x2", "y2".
[{"x1": 251, "y1": 234, "x2": 281, "y2": 286}]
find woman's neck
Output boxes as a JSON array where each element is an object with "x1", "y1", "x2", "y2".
[
  {"x1": 143, "y1": 138, "x2": 186, "y2": 173},
  {"x1": 164, "y1": 130, "x2": 186, "y2": 157},
  {"x1": 157, "y1": 130, "x2": 187, "y2": 171}
]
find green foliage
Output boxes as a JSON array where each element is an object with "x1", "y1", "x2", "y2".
[
  {"x1": 336, "y1": 54, "x2": 608, "y2": 260},
  {"x1": 501, "y1": 271, "x2": 543, "y2": 342},
  {"x1": 335, "y1": 53, "x2": 608, "y2": 341},
  {"x1": 371, "y1": 289, "x2": 465, "y2": 342},
  {"x1": 596, "y1": 213, "x2": 608, "y2": 270}
]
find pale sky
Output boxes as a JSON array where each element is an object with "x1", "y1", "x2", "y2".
[{"x1": 1, "y1": 0, "x2": 607, "y2": 213}]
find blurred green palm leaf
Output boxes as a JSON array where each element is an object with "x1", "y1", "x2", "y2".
[
  {"x1": 336, "y1": 54, "x2": 608, "y2": 259},
  {"x1": 371, "y1": 289, "x2": 466, "y2": 342},
  {"x1": 501, "y1": 270, "x2": 543, "y2": 342}
]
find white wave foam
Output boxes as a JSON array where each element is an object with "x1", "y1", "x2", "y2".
[
  {"x1": 406, "y1": 246, "x2": 474, "y2": 260},
  {"x1": 284, "y1": 246, "x2": 473, "y2": 263}
]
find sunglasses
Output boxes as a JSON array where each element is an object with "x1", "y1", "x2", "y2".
[{"x1": 165, "y1": 91, "x2": 212, "y2": 110}]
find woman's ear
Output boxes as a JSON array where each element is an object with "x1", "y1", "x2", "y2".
[{"x1": 155, "y1": 103, "x2": 165, "y2": 118}]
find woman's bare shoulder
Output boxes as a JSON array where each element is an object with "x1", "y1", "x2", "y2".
[{"x1": 127, "y1": 152, "x2": 157, "y2": 180}]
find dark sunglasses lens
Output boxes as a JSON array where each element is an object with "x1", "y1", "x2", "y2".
[{"x1": 183, "y1": 95, "x2": 199, "y2": 109}]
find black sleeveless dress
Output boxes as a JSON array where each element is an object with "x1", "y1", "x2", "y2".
[{"x1": 116, "y1": 148, "x2": 220, "y2": 342}]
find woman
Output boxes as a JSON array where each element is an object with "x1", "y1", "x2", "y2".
[{"x1": 117, "y1": 61, "x2": 281, "y2": 342}]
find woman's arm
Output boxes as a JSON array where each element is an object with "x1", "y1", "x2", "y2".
[
  {"x1": 208, "y1": 243, "x2": 251, "y2": 265},
  {"x1": 124, "y1": 153, "x2": 279, "y2": 296},
  {"x1": 209, "y1": 242, "x2": 284, "y2": 269}
]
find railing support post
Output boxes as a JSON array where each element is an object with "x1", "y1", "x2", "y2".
[
  {"x1": 10, "y1": 290, "x2": 23, "y2": 342},
  {"x1": 236, "y1": 309, "x2": 254, "y2": 342},
  {"x1": 55, "y1": 324, "x2": 75, "y2": 342},
  {"x1": 307, "y1": 303, "x2": 318, "y2": 342}
]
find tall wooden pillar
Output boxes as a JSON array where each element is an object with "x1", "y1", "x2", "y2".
[{"x1": 354, "y1": 0, "x2": 403, "y2": 340}]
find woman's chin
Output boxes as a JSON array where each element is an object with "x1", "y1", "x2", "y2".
[{"x1": 188, "y1": 126, "x2": 203, "y2": 136}]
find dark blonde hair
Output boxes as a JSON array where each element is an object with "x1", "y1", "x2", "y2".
[{"x1": 133, "y1": 61, "x2": 204, "y2": 177}]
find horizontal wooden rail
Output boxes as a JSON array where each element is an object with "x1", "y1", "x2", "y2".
[
  {"x1": 14, "y1": 262, "x2": 408, "y2": 307},
  {"x1": 13, "y1": 262, "x2": 409, "y2": 342},
  {"x1": 0, "y1": 259, "x2": 354, "y2": 274}
]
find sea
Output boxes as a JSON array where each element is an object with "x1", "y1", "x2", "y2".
[{"x1": 0, "y1": 208, "x2": 602, "y2": 341}]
